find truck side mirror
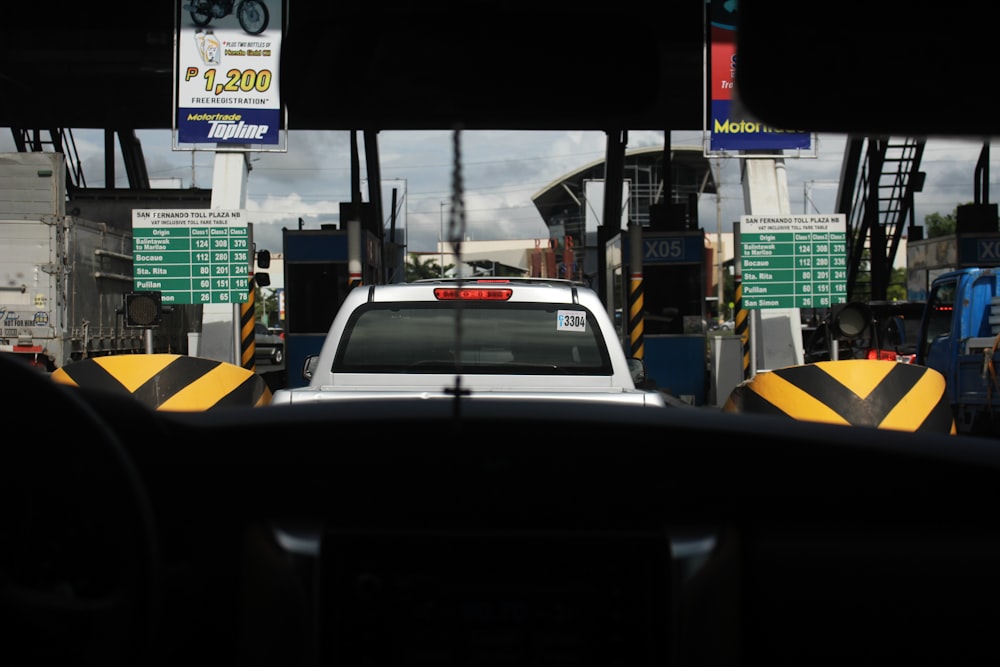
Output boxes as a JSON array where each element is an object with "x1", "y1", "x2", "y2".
[
  {"x1": 628, "y1": 357, "x2": 657, "y2": 389},
  {"x1": 303, "y1": 354, "x2": 319, "y2": 382}
]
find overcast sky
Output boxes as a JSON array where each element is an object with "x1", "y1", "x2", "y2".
[{"x1": 2, "y1": 129, "x2": 997, "y2": 256}]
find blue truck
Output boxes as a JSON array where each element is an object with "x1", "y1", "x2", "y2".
[{"x1": 917, "y1": 267, "x2": 1000, "y2": 435}]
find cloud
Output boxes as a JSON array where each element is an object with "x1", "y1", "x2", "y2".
[{"x1": 2, "y1": 128, "x2": 998, "y2": 254}]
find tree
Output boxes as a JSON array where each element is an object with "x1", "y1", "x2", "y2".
[
  {"x1": 254, "y1": 284, "x2": 280, "y2": 325},
  {"x1": 887, "y1": 266, "x2": 908, "y2": 301},
  {"x1": 925, "y1": 208, "x2": 959, "y2": 238},
  {"x1": 405, "y1": 253, "x2": 452, "y2": 281}
]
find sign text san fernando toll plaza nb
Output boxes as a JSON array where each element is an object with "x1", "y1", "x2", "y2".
[
  {"x1": 739, "y1": 214, "x2": 848, "y2": 310},
  {"x1": 132, "y1": 209, "x2": 251, "y2": 305}
]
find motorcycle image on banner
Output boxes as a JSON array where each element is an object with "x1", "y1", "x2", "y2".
[{"x1": 183, "y1": 0, "x2": 269, "y2": 35}]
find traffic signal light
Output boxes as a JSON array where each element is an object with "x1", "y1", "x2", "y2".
[
  {"x1": 123, "y1": 291, "x2": 162, "y2": 327},
  {"x1": 255, "y1": 248, "x2": 271, "y2": 287}
]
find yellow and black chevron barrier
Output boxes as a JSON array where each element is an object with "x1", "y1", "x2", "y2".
[
  {"x1": 240, "y1": 285, "x2": 257, "y2": 371},
  {"x1": 51, "y1": 354, "x2": 272, "y2": 411},
  {"x1": 723, "y1": 359, "x2": 956, "y2": 434},
  {"x1": 628, "y1": 270, "x2": 644, "y2": 359}
]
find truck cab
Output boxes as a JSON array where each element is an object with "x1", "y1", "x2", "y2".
[
  {"x1": 917, "y1": 267, "x2": 1000, "y2": 434},
  {"x1": 918, "y1": 275, "x2": 961, "y2": 371}
]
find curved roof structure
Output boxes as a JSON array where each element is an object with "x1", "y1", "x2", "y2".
[{"x1": 531, "y1": 145, "x2": 717, "y2": 242}]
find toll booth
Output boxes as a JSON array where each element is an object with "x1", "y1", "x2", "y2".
[
  {"x1": 607, "y1": 229, "x2": 707, "y2": 404},
  {"x1": 906, "y1": 228, "x2": 1000, "y2": 301},
  {"x1": 282, "y1": 224, "x2": 385, "y2": 388}
]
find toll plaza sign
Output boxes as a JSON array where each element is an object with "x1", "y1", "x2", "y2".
[
  {"x1": 622, "y1": 231, "x2": 704, "y2": 265},
  {"x1": 642, "y1": 232, "x2": 704, "y2": 264},
  {"x1": 739, "y1": 214, "x2": 847, "y2": 309},
  {"x1": 957, "y1": 233, "x2": 1000, "y2": 266},
  {"x1": 131, "y1": 209, "x2": 251, "y2": 305}
]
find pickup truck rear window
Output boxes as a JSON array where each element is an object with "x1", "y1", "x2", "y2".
[{"x1": 333, "y1": 303, "x2": 613, "y2": 375}]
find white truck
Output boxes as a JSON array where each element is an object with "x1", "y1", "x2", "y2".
[
  {"x1": 0, "y1": 152, "x2": 198, "y2": 369},
  {"x1": 270, "y1": 277, "x2": 670, "y2": 407}
]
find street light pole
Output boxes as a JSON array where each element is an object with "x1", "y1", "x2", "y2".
[
  {"x1": 439, "y1": 200, "x2": 446, "y2": 277},
  {"x1": 715, "y1": 158, "x2": 724, "y2": 325}
]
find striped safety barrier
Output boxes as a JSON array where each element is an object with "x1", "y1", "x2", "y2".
[
  {"x1": 51, "y1": 354, "x2": 272, "y2": 411},
  {"x1": 723, "y1": 359, "x2": 956, "y2": 434}
]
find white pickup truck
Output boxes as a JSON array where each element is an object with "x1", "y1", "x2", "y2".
[{"x1": 269, "y1": 277, "x2": 669, "y2": 408}]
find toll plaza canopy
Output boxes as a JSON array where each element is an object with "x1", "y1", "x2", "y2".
[
  {"x1": 0, "y1": 3, "x2": 705, "y2": 133},
  {"x1": 2, "y1": 4, "x2": 992, "y2": 138}
]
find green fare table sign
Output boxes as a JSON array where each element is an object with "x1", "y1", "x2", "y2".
[
  {"x1": 131, "y1": 209, "x2": 251, "y2": 305},
  {"x1": 739, "y1": 214, "x2": 847, "y2": 309}
]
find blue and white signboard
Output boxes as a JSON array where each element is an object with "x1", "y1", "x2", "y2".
[
  {"x1": 707, "y1": 1, "x2": 812, "y2": 153},
  {"x1": 174, "y1": 0, "x2": 284, "y2": 148},
  {"x1": 957, "y1": 234, "x2": 1000, "y2": 266}
]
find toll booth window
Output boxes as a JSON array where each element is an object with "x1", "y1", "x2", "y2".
[
  {"x1": 641, "y1": 265, "x2": 704, "y2": 335},
  {"x1": 286, "y1": 263, "x2": 350, "y2": 334}
]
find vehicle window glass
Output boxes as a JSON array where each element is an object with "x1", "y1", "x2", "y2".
[
  {"x1": 333, "y1": 303, "x2": 611, "y2": 375},
  {"x1": 872, "y1": 307, "x2": 922, "y2": 352},
  {"x1": 924, "y1": 281, "x2": 957, "y2": 355},
  {"x1": 883, "y1": 318, "x2": 902, "y2": 346},
  {"x1": 901, "y1": 317, "x2": 922, "y2": 348},
  {"x1": 286, "y1": 262, "x2": 351, "y2": 335}
]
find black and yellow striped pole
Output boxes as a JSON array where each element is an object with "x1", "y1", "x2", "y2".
[
  {"x1": 734, "y1": 279, "x2": 750, "y2": 379},
  {"x1": 733, "y1": 220, "x2": 750, "y2": 379},
  {"x1": 240, "y1": 276, "x2": 256, "y2": 372},
  {"x1": 628, "y1": 222, "x2": 644, "y2": 359}
]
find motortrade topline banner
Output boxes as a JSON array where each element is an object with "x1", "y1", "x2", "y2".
[
  {"x1": 707, "y1": 1, "x2": 810, "y2": 152},
  {"x1": 175, "y1": 0, "x2": 283, "y2": 147}
]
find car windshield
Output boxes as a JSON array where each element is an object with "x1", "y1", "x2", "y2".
[
  {"x1": 335, "y1": 303, "x2": 610, "y2": 374},
  {"x1": 8, "y1": 4, "x2": 1000, "y2": 667}
]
